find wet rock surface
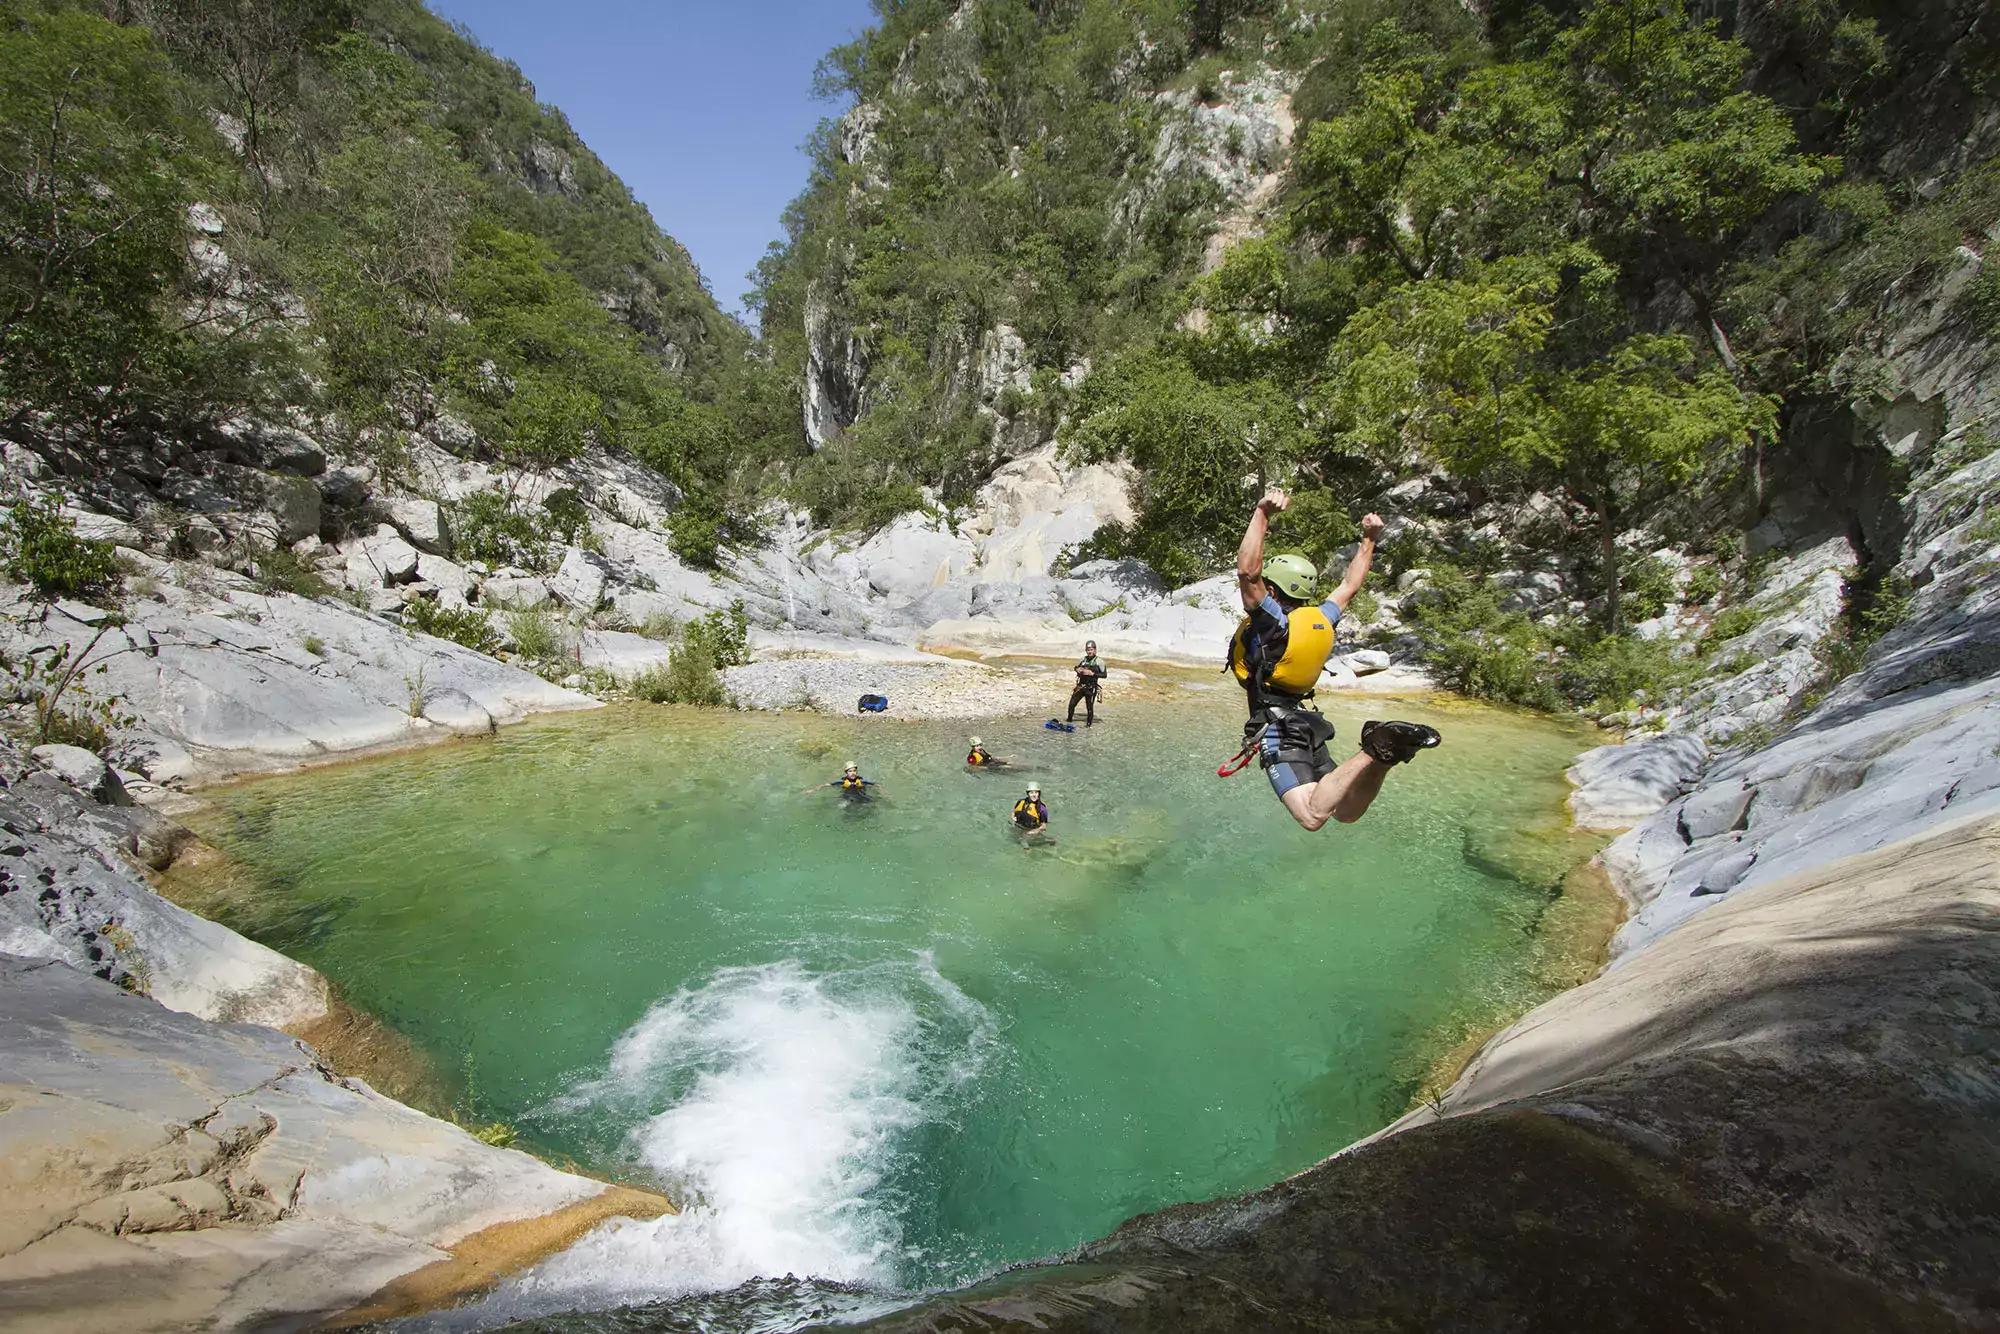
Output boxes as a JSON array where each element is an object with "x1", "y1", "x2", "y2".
[{"x1": 0, "y1": 953, "x2": 627, "y2": 1334}]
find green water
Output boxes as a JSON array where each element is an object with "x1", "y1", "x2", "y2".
[{"x1": 187, "y1": 686, "x2": 1597, "y2": 1327}]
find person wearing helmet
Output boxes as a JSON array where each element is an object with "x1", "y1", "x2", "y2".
[
  {"x1": 1231, "y1": 488, "x2": 1440, "y2": 831},
  {"x1": 807, "y1": 761, "x2": 879, "y2": 801},
  {"x1": 966, "y1": 736, "x2": 1012, "y2": 768},
  {"x1": 1066, "y1": 640, "x2": 1108, "y2": 726},
  {"x1": 1011, "y1": 784, "x2": 1050, "y2": 835}
]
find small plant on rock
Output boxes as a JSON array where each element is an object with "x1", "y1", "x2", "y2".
[
  {"x1": 449, "y1": 490, "x2": 554, "y2": 571},
  {"x1": 1682, "y1": 564, "x2": 1724, "y2": 606},
  {"x1": 657, "y1": 644, "x2": 726, "y2": 706},
  {"x1": 626, "y1": 663, "x2": 675, "y2": 703},
  {"x1": 9, "y1": 620, "x2": 142, "y2": 748},
  {"x1": 635, "y1": 611, "x2": 679, "y2": 642},
  {"x1": 247, "y1": 543, "x2": 332, "y2": 598},
  {"x1": 2, "y1": 497, "x2": 120, "y2": 600},
  {"x1": 506, "y1": 607, "x2": 564, "y2": 660},
  {"x1": 406, "y1": 598, "x2": 501, "y2": 654}
]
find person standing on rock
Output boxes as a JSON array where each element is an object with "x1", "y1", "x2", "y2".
[
  {"x1": 1229, "y1": 489, "x2": 1439, "y2": 831},
  {"x1": 1067, "y1": 641, "x2": 1108, "y2": 726}
]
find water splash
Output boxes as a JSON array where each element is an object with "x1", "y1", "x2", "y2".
[{"x1": 429, "y1": 957, "x2": 997, "y2": 1328}]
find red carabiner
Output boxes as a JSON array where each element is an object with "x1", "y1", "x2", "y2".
[{"x1": 1218, "y1": 726, "x2": 1265, "y2": 777}]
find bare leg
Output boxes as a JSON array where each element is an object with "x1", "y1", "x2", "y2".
[{"x1": 1278, "y1": 752, "x2": 1391, "y2": 832}]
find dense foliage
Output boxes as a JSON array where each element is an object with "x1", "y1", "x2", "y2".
[
  {"x1": 1, "y1": 498, "x2": 121, "y2": 599},
  {"x1": 753, "y1": 0, "x2": 1241, "y2": 525},
  {"x1": 0, "y1": 0, "x2": 745, "y2": 518}
]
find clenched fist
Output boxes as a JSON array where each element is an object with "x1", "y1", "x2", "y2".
[
  {"x1": 1257, "y1": 488, "x2": 1291, "y2": 515},
  {"x1": 1360, "y1": 512, "x2": 1386, "y2": 541}
]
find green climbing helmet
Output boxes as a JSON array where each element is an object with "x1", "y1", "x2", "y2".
[{"x1": 1263, "y1": 553, "x2": 1319, "y2": 601}]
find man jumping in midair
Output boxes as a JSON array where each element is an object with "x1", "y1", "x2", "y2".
[{"x1": 1230, "y1": 489, "x2": 1439, "y2": 831}]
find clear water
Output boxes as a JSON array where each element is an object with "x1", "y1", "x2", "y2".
[{"x1": 184, "y1": 687, "x2": 1600, "y2": 1328}]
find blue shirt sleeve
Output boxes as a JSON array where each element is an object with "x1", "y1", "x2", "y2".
[
  {"x1": 1319, "y1": 598, "x2": 1344, "y2": 625},
  {"x1": 1252, "y1": 592, "x2": 1288, "y2": 632}
]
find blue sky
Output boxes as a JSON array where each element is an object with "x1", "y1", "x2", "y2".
[{"x1": 429, "y1": 1, "x2": 878, "y2": 320}]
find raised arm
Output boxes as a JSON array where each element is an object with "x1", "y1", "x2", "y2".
[
  {"x1": 1237, "y1": 489, "x2": 1289, "y2": 612},
  {"x1": 1329, "y1": 513, "x2": 1386, "y2": 611}
]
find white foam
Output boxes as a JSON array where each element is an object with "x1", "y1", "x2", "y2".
[{"x1": 434, "y1": 956, "x2": 995, "y2": 1327}]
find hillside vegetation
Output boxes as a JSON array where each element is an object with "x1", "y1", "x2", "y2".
[
  {"x1": 747, "y1": 0, "x2": 1997, "y2": 714},
  {"x1": 1, "y1": 0, "x2": 753, "y2": 548},
  {"x1": 3, "y1": 0, "x2": 1995, "y2": 723}
]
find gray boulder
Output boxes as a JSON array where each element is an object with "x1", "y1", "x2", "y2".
[
  {"x1": 254, "y1": 471, "x2": 322, "y2": 546},
  {"x1": 414, "y1": 552, "x2": 474, "y2": 595},
  {"x1": 1058, "y1": 558, "x2": 1165, "y2": 617},
  {"x1": 377, "y1": 496, "x2": 446, "y2": 554},
  {"x1": 0, "y1": 743, "x2": 319, "y2": 1023},
  {"x1": 219, "y1": 419, "x2": 326, "y2": 477},
  {"x1": 577, "y1": 630, "x2": 673, "y2": 683},
  {"x1": 0, "y1": 953, "x2": 649, "y2": 1331},
  {"x1": 1680, "y1": 779, "x2": 1755, "y2": 841},
  {"x1": 484, "y1": 574, "x2": 552, "y2": 611},
  {"x1": 1567, "y1": 734, "x2": 1708, "y2": 829},
  {"x1": 29, "y1": 743, "x2": 131, "y2": 807},
  {"x1": 342, "y1": 528, "x2": 419, "y2": 589},
  {"x1": 318, "y1": 464, "x2": 373, "y2": 509},
  {"x1": 1344, "y1": 648, "x2": 1393, "y2": 676},
  {"x1": 549, "y1": 546, "x2": 610, "y2": 609}
]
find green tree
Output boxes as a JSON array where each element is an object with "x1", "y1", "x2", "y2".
[
  {"x1": 1325, "y1": 257, "x2": 1773, "y2": 629},
  {"x1": 1066, "y1": 341, "x2": 1305, "y2": 584},
  {"x1": 0, "y1": 6, "x2": 239, "y2": 434},
  {"x1": 148, "y1": 0, "x2": 357, "y2": 227}
]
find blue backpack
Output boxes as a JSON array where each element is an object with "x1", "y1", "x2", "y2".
[{"x1": 857, "y1": 694, "x2": 889, "y2": 713}]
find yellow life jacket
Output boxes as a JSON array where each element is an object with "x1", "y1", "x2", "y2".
[
  {"x1": 841, "y1": 773, "x2": 866, "y2": 791},
  {"x1": 1230, "y1": 604, "x2": 1336, "y2": 699},
  {"x1": 968, "y1": 748, "x2": 989, "y2": 766},
  {"x1": 1013, "y1": 798, "x2": 1045, "y2": 828}
]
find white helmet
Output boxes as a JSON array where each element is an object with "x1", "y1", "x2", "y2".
[
  {"x1": 1026, "y1": 784, "x2": 1041, "y2": 796},
  {"x1": 969, "y1": 736, "x2": 982, "y2": 748},
  {"x1": 843, "y1": 760, "x2": 857, "y2": 772}
]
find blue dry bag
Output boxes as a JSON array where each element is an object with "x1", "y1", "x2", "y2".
[
  {"x1": 1044, "y1": 719, "x2": 1075, "y2": 732},
  {"x1": 857, "y1": 694, "x2": 889, "y2": 713}
]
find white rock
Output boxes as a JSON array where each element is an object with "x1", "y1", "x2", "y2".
[
  {"x1": 483, "y1": 576, "x2": 552, "y2": 611},
  {"x1": 343, "y1": 530, "x2": 419, "y2": 588},
  {"x1": 549, "y1": 546, "x2": 610, "y2": 609},
  {"x1": 1680, "y1": 780, "x2": 1755, "y2": 841},
  {"x1": 1344, "y1": 649, "x2": 1393, "y2": 676},
  {"x1": 577, "y1": 630, "x2": 673, "y2": 682},
  {"x1": 381, "y1": 496, "x2": 446, "y2": 553},
  {"x1": 0, "y1": 954, "x2": 636, "y2": 1331},
  {"x1": 415, "y1": 552, "x2": 475, "y2": 595},
  {"x1": 1567, "y1": 735, "x2": 1709, "y2": 830},
  {"x1": 29, "y1": 745, "x2": 129, "y2": 806}
]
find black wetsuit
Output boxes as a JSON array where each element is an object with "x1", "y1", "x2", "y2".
[{"x1": 1067, "y1": 655, "x2": 1107, "y2": 725}]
